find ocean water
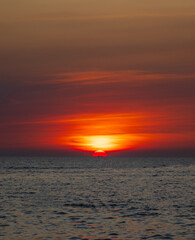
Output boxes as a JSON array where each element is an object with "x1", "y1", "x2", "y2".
[{"x1": 0, "y1": 157, "x2": 194, "y2": 240}]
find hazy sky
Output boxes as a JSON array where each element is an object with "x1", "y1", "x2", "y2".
[{"x1": 0, "y1": 0, "x2": 195, "y2": 155}]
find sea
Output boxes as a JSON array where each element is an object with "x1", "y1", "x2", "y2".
[{"x1": 0, "y1": 157, "x2": 194, "y2": 240}]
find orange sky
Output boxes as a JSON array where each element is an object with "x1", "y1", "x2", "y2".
[{"x1": 0, "y1": 1, "x2": 195, "y2": 156}]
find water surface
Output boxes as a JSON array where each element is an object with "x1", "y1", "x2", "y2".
[{"x1": 0, "y1": 157, "x2": 194, "y2": 239}]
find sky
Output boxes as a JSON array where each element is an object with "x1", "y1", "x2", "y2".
[{"x1": 0, "y1": 0, "x2": 195, "y2": 156}]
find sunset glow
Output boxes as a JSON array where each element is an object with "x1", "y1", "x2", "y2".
[
  {"x1": 59, "y1": 113, "x2": 147, "y2": 152},
  {"x1": 79, "y1": 135, "x2": 117, "y2": 151},
  {"x1": 65, "y1": 134, "x2": 141, "y2": 151}
]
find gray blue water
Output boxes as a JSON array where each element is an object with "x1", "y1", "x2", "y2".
[{"x1": 0, "y1": 157, "x2": 194, "y2": 240}]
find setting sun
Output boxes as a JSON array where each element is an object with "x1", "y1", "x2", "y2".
[{"x1": 93, "y1": 150, "x2": 107, "y2": 157}]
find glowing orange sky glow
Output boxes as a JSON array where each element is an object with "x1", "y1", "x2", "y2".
[
  {"x1": 58, "y1": 112, "x2": 149, "y2": 152},
  {"x1": 56, "y1": 110, "x2": 194, "y2": 153},
  {"x1": 64, "y1": 134, "x2": 143, "y2": 151}
]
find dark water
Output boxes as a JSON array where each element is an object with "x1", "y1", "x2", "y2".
[{"x1": 0, "y1": 157, "x2": 194, "y2": 240}]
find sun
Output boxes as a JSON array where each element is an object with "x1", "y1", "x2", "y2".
[{"x1": 93, "y1": 150, "x2": 107, "y2": 157}]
